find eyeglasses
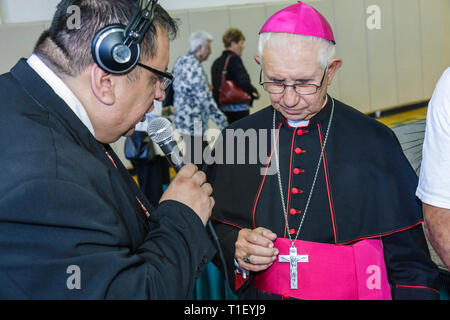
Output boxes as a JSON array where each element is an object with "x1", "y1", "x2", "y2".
[
  {"x1": 136, "y1": 62, "x2": 174, "y2": 90},
  {"x1": 259, "y1": 67, "x2": 328, "y2": 95}
]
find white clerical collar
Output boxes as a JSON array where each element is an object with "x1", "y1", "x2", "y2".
[
  {"x1": 287, "y1": 95, "x2": 328, "y2": 128},
  {"x1": 27, "y1": 54, "x2": 95, "y2": 137},
  {"x1": 287, "y1": 119, "x2": 310, "y2": 128}
]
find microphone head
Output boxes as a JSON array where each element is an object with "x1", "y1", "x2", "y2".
[{"x1": 147, "y1": 116, "x2": 173, "y2": 144}]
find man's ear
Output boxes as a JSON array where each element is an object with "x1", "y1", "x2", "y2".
[
  {"x1": 90, "y1": 64, "x2": 116, "y2": 105},
  {"x1": 326, "y1": 58, "x2": 342, "y2": 86}
]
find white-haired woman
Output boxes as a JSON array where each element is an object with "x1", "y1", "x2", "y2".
[{"x1": 172, "y1": 31, "x2": 228, "y2": 166}]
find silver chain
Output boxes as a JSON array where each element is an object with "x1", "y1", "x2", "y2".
[{"x1": 272, "y1": 98, "x2": 335, "y2": 247}]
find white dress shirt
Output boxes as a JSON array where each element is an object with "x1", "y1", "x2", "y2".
[
  {"x1": 416, "y1": 67, "x2": 450, "y2": 209},
  {"x1": 27, "y1": 54, "x2": 95, "y2": 137}
]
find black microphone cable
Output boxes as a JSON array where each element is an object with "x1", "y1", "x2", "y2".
[{"x1": 206, "y1": 218, "x2": 232, "y2": 300}]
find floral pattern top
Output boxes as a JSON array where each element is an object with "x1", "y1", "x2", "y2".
[{"x1": 172, "y1": 53, "x2": 228, "y2": 136}]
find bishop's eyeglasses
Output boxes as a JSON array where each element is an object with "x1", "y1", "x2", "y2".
[
  {"x1": 259, "y1": 67, "x2": 328, "y2": 95},
  {"x1": 136, "y1": 62, "x2": 174, "y2": 90}
]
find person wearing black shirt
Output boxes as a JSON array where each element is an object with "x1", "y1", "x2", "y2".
[{"x1": 211, "y1": 28, "x2": 260, "y2": 124}]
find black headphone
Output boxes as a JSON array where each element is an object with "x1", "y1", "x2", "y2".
[{"x1": 91, "y1": 0, "x2": 158, "y2": 74}]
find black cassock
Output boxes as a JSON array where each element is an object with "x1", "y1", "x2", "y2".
[{"x1": 206, "y1": 96, "x2": 440, "y2": 300}]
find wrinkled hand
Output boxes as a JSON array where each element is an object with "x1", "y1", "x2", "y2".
[
  {"x1": 235, "y1": 227, "x2": 278, "y2": 272},
  {"x1": 159, "y1": 164, "x2": 214, "y2": 225}
]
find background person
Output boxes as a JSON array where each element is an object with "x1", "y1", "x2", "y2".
[
  {"x1": 172, "y1": 31, "x2": 228, "y2": 166},
  {"x1": 211, "y1": 27, "x2": 260, "y2": 124},
  {"x1": 416, "y1": 67, "x2": 450, "y2": 270}
]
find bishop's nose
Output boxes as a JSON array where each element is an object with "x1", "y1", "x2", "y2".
[{"x1": 282, "y1": 86, "x2": 301, "y2": 108}]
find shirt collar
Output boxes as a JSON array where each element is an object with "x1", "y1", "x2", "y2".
[
  {"x1": 287, "y1": 118, "x2": 311, "y2": 128},
  {"x1": 27, "y1": 54, "x2": 95, "y2": 137}
]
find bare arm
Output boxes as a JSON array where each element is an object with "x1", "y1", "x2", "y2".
[{"x1": 423, "y1": 203, "x2": 450, "y2": 270}]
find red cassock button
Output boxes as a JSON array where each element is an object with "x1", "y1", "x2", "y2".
[
  {"x1": 289, "y1": 229, "x2": 296, "y2": 235},
  {"x1": 297, "y1": 129, "x2": 309, "y2": 136},
  {"x1": 293, "y1": 168, "x2": 304, "y2": 175},
  {"x1": 294, "y1": 148, "x2": 306, "y2": 154},
  {"x1": 289, "y1": 208, "x2": 297, "y2": 215},
  {"x1": 291, "y1": 188, "x2": 303, "y2": 194}
]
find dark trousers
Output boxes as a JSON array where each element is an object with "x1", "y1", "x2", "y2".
[{"x1": 224, "y1": 110, "x2": 250, "y2": 124}]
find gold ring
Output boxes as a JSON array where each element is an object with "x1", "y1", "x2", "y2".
[{"x1": 243, "y1": 253, "x2": 252, "y2": 264}]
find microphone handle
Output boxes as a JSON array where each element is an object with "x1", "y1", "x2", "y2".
[{"x1": 157, "y1": 138, "x2": 184, "y2": 172}]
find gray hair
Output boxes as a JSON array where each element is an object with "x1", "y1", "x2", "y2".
[
  {"x1": 34, "y1": 0, "x2": 178, "y2": 78},
  {"x1": 258, "y1": 32, "x2": 335, "y2": 71},
  {"x1": 188, "y1": 31, "x2": 213, "y2": 53}
]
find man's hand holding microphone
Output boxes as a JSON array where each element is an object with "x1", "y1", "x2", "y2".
[{"x1": 159, "y1": 163, "x2": 213, "y2": 225}]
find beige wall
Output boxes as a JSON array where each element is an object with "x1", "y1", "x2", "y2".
[
  {"x1": 1, "y1": 0, "x2": 449, "y2": 111},
  {"x1": 1, "y1": 0, "x2": 449, "y2": 167}
]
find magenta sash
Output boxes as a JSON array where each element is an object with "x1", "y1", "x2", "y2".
[{"x1": 252, "y1": 238, "x2": 392, "y2": 300}]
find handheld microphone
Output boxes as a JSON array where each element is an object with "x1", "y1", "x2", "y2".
[
  {"x1": 147, "y1": 117, "x2": 184, "y2": 172},
  {"x1": 147, "y1": 116, "x2": 232, "y2": 299}
]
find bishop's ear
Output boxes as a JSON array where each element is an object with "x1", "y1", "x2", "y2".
[
  {"x1": 326, "y1": 58, "x2": 343, "y2": 86},
  {"x1": 90, "y1": 64, "x2": 116, "y2": 106}
]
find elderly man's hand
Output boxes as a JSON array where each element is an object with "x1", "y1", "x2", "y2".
[{"x1": 235, "y1": 227, "x2": 278, "y2": 272}]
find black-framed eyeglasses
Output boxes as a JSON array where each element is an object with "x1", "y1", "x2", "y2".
[
  {"x1": 259, "y1": 67, "x2": 328, "y2": 95},
  {"x1": 136, "y1": 62, "x2": 174, "y2": 90}
]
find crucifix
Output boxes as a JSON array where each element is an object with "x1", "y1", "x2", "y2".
[{"x1": 278, "y1": 246, "x2": 309, "y2": 289}]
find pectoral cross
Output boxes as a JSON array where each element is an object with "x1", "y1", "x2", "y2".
[{"x1": 278, "y1": 246, "x2": 309, "y2": 289}]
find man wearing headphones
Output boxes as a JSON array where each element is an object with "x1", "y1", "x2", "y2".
[{"x1": 0, "y1": 0, "x2": 215, "y2": 299}]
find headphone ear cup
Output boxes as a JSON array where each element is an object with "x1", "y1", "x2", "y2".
[{"x1": 91, "y1": 24, "x2": 140, "y2": 74}]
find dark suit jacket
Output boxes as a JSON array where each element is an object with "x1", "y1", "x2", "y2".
[{"x1": 0, "y1": 59, "x2": 215, "y2": 299}]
